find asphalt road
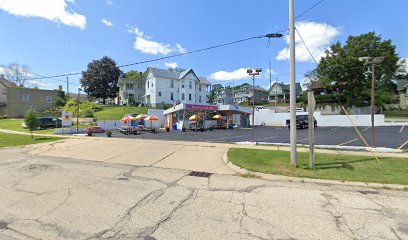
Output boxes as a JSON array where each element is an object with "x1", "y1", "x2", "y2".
[
  {"x1": 101, "y1": 126, "x2": 408, "y2": 150},
  {"x1": 0, "y1": 144, "x2": 407, "y2": 240}
]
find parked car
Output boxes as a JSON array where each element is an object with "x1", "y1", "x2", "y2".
[
  {"x1": 286, "y1": 115, "x2": 317, "y2": 129},
  {"x1": 22, "y1": 117, "x2": 62, "y2": 129}
]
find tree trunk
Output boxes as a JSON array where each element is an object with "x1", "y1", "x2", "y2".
[
  {"x1": 31, "y1": 131, "x2": 33, "y2": 139},
  {"x1": 103, "y1": 98, "x2": 106, "y2": 105}
]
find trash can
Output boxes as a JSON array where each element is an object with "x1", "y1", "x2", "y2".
[{"x1": 172, "y1": 124, "x2": 177, "y2": 130}]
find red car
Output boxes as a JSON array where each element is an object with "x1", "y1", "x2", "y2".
[{"x1": 87, "y1": 126, "x2": 105, "y2": 133}]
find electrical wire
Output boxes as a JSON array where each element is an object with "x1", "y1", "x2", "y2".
[{"x1": 295, "y1": 27, "x2": 382, "y2": 165}]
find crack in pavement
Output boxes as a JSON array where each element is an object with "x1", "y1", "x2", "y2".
[{"x1": 150, "y1": 145, "x2": 186, "y2": 166}]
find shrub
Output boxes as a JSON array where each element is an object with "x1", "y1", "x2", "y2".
[{"x1": 24, "y1": 110, "x2": 40, "y2": 139}]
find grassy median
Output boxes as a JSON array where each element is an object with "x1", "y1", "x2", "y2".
[
  {"x1": 228, "y1": 148, "x2": 408, "y2": 185},
  {"x1": 0, "y1": 133, "x2": 62, "y2": 148}
]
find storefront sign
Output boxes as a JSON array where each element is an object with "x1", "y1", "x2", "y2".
[
  {"x1": 61, "y1": 111, "x2": 72, "y2": 127},
  {"x1": 185, "y1": 104, "x2": 218, "y2": 111}
]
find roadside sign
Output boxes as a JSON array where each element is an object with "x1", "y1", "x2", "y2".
[{"x1": 62, "y1": 111, "x2": 72, "y2": 127}]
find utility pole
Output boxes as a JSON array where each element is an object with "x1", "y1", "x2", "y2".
[
  {"x1": 275, "y1": 77, "x2": 278, "y2": 108},
  {"x1": 269, "y1": 58, "x2": 272, "y2": 103},
  {"x1": 76, "y1": 88, "x2": 80, "y2": 134},
  {"x1": 359, "y1": 56, "x2": 384, "y2": 148},
  {"x1": 66, "y1": 77, "x2": 69, "y2": 97},
  {"x1": 247, "y1": 68, "x2": 262, "y2": 143},
  {"x1": 371, "y1": 63, "x2": 376, "y2": 148},
  {"x1": 289, "y1": 0, "x2": 297, "y2": 165},
  {"x1": 308, "y1": 91, "x2": 315, "y2": 169}
]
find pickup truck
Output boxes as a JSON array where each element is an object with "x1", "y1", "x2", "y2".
[{"x1": 286, "y1": 115, "x2": 317, "y2": 129}]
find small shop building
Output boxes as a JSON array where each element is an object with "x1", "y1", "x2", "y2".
[{"x1": 163, "y1": 103, "x2": 251, "y2": 130}]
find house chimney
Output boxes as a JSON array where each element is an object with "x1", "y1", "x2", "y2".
[
  {"x1": 58, "y1": 85, "x2": 63, "y2": 91},
  {"x1": 139, "y1": 72, "x2": 143, "y2": 77}
]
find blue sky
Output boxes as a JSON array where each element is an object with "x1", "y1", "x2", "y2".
[{"x1": 0, "y1": 0, "x2": 407, "y2": 92}]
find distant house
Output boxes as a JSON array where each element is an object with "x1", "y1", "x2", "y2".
[
  {"x1": 117, "y1": 67, "x2": 211, "y2": 108},
  {"x1": 232, "y1": 84, "x2": 269, "y2": 104},
  {"x1": 310, "y1": 80, "x2": 346, "y2": 95},
  {"x1": 0, "y1": 77, "x2": 60, "y2": 117},
  {"x1": 268, "y1": 82, "x2": 302, "y2": 103},
  {"x1": 118, "y1": 76, "x2": 145, "y2": 106},
  {"x1": 216, "y1": 89, "x2": 233, "y2": 105},
  {"x1": 396, "y1": 79, "x2": 408, "y2": 109},
  {"x1": 68, "y1": 93, "x2": 88, "y2": 102}
]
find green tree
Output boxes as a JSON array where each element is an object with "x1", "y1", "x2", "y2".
[
  {"x1": 316, "y1": 32, "x2": 400, "y2": 108},
  {"x1": 124, "y1": 70, "x2": 144, "y2": 79},
  {"x1": 209, "y1": 84, "x2": 224, "y2": 103},
  {"x1": 80, "y1": 56, "x2": 123, "y2": 104},
  {"x1": 24, "y1": 110, "x2": 40, "y2": 139}
]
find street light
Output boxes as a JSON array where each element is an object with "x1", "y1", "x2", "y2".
[
  {"x1": 247, "y1": 68, "x2": 262, "y2": 143},
  {"x1": 359, "y1": 56, "x2": 385, "y2": 148}
]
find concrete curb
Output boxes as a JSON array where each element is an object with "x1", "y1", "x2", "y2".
[
  {"x1": 222, "y1": 149, "x2": 408, "y2": 191},
  {"x1": 237, "y1": 141, "x2": 403, "y2": 153}
]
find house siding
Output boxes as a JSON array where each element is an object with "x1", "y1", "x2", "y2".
[{"x1": 6, "y1": 88, "x2": 59, "y2": 117}]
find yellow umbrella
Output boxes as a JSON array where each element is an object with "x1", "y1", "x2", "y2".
[
  {"x1": 144, "y1": 115, "x2": 159, "y2": 121},
  {"x1": 212, "y1": 114, "x2": 223, "y2": 119},
  {"x1": 189, "y1": 114, "x2": 201, "y2": 121},
  {"x1": 136, "y1": 114, "x2": 148, "y2": 120},
  {"x1": 121, "y1": 115, "x2": 136, "y2": 123}
]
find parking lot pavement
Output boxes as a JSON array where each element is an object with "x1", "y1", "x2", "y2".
[
  {"x1": 0, "y1": 148, "x2": 407, "y2": 240},
  {"x1": 99, "y1": 126, "x2": 408, "y2": 150}
]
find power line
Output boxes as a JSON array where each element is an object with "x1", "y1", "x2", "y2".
[
  {"x1": 26, "y1": 33, "x2": 281, "y2": 81},
  {"x1": 23, "y1": 0, "x2": 326, "y2": 82}
]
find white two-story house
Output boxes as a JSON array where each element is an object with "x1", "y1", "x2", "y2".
[{"x1": 143, "y1": 68, "x2": 211, "y2": 107}]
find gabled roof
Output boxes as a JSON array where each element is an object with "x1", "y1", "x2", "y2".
[
  {"x1": 270, "y1": 82, "x2": 302, "y2": 93},
  {"x1": 0, "y1": 77, "x2": 17, "y2": 88},
  {"x1": 147, "y1": 67, "x2": 211, "y2": 85},
  {"x1": 234, "y1": 85, "x2": 268, "y2": 92},
  {"x1": 396, "y1": 79, "x2": 408, "y2": 91}
]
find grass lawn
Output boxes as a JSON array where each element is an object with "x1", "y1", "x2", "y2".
[
  {"x1": 384, "y1": 110, "x2": 408, "y2": 119},
  {"x1": 0, "y1": 119, "x2": 55, "y2": 134},
  {"x1": 0, "y1": 132, "x2": 62, "y2": 148},
  {"x1": 228, "y1": 148, "x2": 408, "y2": 185},
  {"x1": 95, "y1": 106, "x2": 148, "y2": 120}
]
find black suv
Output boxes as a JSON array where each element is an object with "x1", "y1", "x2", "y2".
[
  {"x1": 286, "y1": 115, "x2": 317, "y2": 129},
  {"x1": 22, "y1": 117, "x2": 62, "y2": 129}
]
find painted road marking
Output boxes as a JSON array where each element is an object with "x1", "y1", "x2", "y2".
[
  {"x1": 296, "y1": 138, "x2": 308, "y2": 143},
  {"x1": 206, "y1": 135, "x2": 247, "y2": 142},
  {"x1": 255, "y1": 136, "x2": 276, "y2": 141},
  {"x1": 399, "y1": 125, "x2": 405, "y2": 133},
  {"x1": 337, "y1": 138, "x2": 358, "y2": 146},
  {"x1": 362, "y1": 126, "x2": 370, "y2": 132},
  {"x1": 398, "y1": 139, "x2": 408, "y2": 150}
]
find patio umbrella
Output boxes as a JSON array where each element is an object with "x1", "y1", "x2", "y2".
[
  {"x1": 135, "y1": 114, "x2": 148, "y2": 120},
  {"x1": 144, "y1": 115, "x2": 159, "y2": 128},
  {"x1": 121, "y1": 115, "x2": 136, "y2": 124},
  {"x1": 212, "y1": 114, "x2": 223, "y2": 119},
  {"x1": 189, "y1": 114, "x2": 201, "y2": 121}
]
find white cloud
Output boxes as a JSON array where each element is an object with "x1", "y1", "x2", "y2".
[
  {"x1": 28, "y1": 80, "x2": 51, "y2": 88},
  {"x1": 106, "y1": 0, "x2": 113, "y2": 5},
  {"x1": 164, "y1": 62, "x2": 178, "y2": 69},
  {"x1": 127, "y1": 26, "x2": 187, "y2": 55},
  {"x1": 0, "y1": 0, "x2": 86, "y2": 29},
  {"x1": 101, "y1": 18, "x2": 113, "y2": 27},
  {"x1": 276, "y1": 21, "x2": 340, "y2": 63},
  {"x1": 210, "y1": 68, "x2": 250, "y2": 81}
]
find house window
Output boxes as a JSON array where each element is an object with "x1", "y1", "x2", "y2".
[
  {"x1": 199, "y1": 96, "x2": 202, "y2": 103},
  {"x1": 45, "y1": 96, "x2": 53, "y2": 104},
  {"x1": 147, "y1": 81, "x2": 149, "y2": 88},
  {"x1": 181, "y1": 81, "x2": 185, "y2": 88},
  {"x1": 182, "y1": 93, "x2": 185, "y2": 100},
  {"x1": 125, "y1": 83, "x2": 134, "y2": 90},
  {"x1": 151, "y1": 82, "x2": 153, "y2": 88},
  {"x1": 23, "y1": 94, "x2": 29, "y2": 103},
  {"x1": 171, "y1": 93, "x2": 174, "y2": 101},
  {"x1": 199, "y1": 85, "x2": 202, "y2": 92},
  {"x1": 170, "y1": 80, "x2": 174, "y2": 88},
  {"x1": 189, "y1": 81, "x2": 192, "y2": 89},
  {"x1": 188, "y1": 94, "x2": 192, "y2": 101},
  {"x1": 138, "y1": 83, "x2": 143, "y2": 89},
  {"x1": 158, "y1": 92, "x2": 162, "y2": 97}
]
